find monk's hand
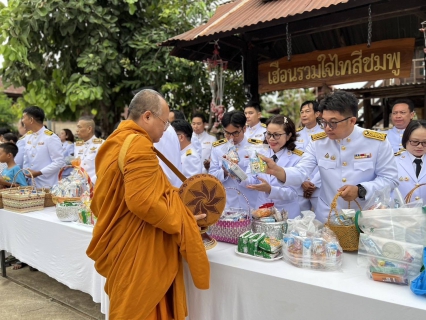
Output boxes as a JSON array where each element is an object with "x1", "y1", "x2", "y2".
[
  {"x1": 338, "y1": 185, "x2": 358, "y2": 202},
  {"x1": 194, "y1": 213, "x2": 207, "y2": 221},
  {"x1": 203, "y1": 159, "x2": 211, "y2": 171},
  {"x1": 247, "y1": 177, "x2": 271, "y2": 194},
  {"x1": 259, "y1": 155, "x2": 286, "y2": 182}
]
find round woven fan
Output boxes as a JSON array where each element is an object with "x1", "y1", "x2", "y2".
[{"x1": 178, "y1": 174, "x2": 226, "y2": 228}]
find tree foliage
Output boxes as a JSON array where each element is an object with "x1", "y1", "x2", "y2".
[
  {"x1": 0, "y1": 91, "x2": 15, "y2": 128},
  {"x1": 0, "y1": 0, "x2": 246, "y2": 134}
]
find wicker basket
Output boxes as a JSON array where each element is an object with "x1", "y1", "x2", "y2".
[
  {"x1": 404, "y1": 183, "x2": 426, "y2": 203},
  {"x1": 324, "y1": 192, "x2": 361, "y2": 252},
  {"x1": 209, "y1": 188, "x2": 252, "y2": 244},
  {"x1": 56, "y1": 202, "x2": 83, "y2": 222},
  {"x1": 37, "y1": 188, "x2": 55, "y2": 207},
  {"x1": 2, "y1": 170, "x2": 45, "y2": 213},
  {"x1": 51, "y1": 165, "x2": 94, "y2": 204}
]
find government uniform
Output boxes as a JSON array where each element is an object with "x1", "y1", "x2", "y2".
[
  {"x1": 378, "y1": 127, "x2": 405, "y2": 153},
  {"x1": 209, "y1": 138, "x2": 258, "y2": 209},
  {"x1": 395, "y1": 150, "x2": 426, "y2": 202},
  {"x1": 180, "y1": 144, "x2": 202, "y2": 178},
  {"x1": 284, "y1": 126, "x2": 399, "y2": 222},
  {"x1": 15, "y1": 131, "x2": 32, "y2": 170},
  {"x1": 154, "y1": 125, "x2": 183, "y2": 188},
  {"x1": 295, "y1": 124, "x2": 324, "y2": 211},
  {"x1": 241, "y1": 147, "x2": 302, "y2": 218},
  {"x1": 192, "y1": 131, "x2": 216, "y2": 174},
  {"x1": 15, "y1": 127, "x2": 65, "y2": 188},
  {"x1": 62, "y1": 141, "x2": 74, "y2": 158},
  {"x1": 190, "y1": 135, "x2": 203, "y2": 163},
  {"x1": 244, "y1": 122, "x2": 266, "y2": 141},
  {"x1": 74, "y1": 135, "x2": 104, "y2": 185}
]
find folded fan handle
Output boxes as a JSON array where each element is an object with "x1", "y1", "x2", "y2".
[
  {"x1": 118, "y1": 134, "x2": 186, "y2": 183},
  {"x1": 327, "y1": 192, "x2": 362, "y2": 226}
]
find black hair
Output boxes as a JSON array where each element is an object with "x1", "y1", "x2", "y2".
[
  {"x1": 392, "y1": 99, "x2": 415, "y2": 113},
  {"x1": 95, "y1": 126, "x2": 102, "y2": 138},
  {"x1": 402, "y1": 120, "x2": 426, "y2": 149},
  {"x1": 171, "y1": 119, "x2": 193, "y2": 141},
  {"x1": 319, "y1": 91, "x2": 358, "y2": 118},
  {"x1": 221, "y1": 110, "x2": 246, "y2": 129},
  {"x1": 170, "y1": 109, "x2": 186, "y2": 121},
  {"x1": 0, "y1": 142, "x2": 18, "y2": 157},
  {"x1": 0, "y1": 127, "x2": 11, "y2": 136},
  {"x1": 192, "y1": 113, "x2": 207, "y2": 123},
  {"x1": 244, "y1": 101, "x2": 261, "y2": 112},
  {"x1": 3, "y1": 133, "x2": 18, "y2": 144},
  {"x1": 265, "y1": 115, "x2": 297, "y2": 151},
  {"x1": 62, "y1": 129, "x2": 75, "y2": 143},
  {"x1": 300, "y1": 100, "x2": 320, "y2": 113},
  {"x1": 23, "y1": 106, "x2": 45, "y2": 123}
]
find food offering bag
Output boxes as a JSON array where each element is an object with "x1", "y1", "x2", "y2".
[
  {"x1": 245, "y1": 144, "x2": 268, "y2": 174},
  {"x1": 358, "y1": 234, "x2": 424, "y2": 285}
]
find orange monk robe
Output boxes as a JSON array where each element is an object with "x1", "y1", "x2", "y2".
[{"x1": 86, "y1": 120, "x2": 210, "y2": 320}]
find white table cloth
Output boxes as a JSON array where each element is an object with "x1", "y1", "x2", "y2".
[
  {"x1": 0, "y1": 207, "x2": 107, "y2": 313},
  {"x1": 184, "y1": 242, "x2": 426, "y2": 320}
]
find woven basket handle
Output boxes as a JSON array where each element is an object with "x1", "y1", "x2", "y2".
[
  {"x1": 327, "y1": 192, "x2": 362, "y2": 226},
  {"x1": 9, "y1": 168, "x2": 37, "y2": 193},
  {"x1": 224, "y1": 187, "x2": 251, "y2": 214},
  {"x1": 404, "y1": 183, "x2": 426, "y2": 203},
  {"x1": 58, "y1": 165, "x2": 94, "y2": 198}
]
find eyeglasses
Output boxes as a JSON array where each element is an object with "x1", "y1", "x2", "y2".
[
  {"x1": 408, "y1": 140, "x2": 426, "y2": 147},
  {"x1": 152, "y1": 112, "x2": 170, "y2": 131},
  {"x1": 224, "y1": 129, "x2": 243, "y2": 137},
  {"x1": 264, "y1": 132, "x2": 286, "y2": 140},
  {"x1": 320, "y1": 117, "x2": 352, "y2": 130}
]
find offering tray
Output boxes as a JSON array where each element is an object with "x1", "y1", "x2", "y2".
[{"x1": 234, "y1": 248, "x2": 282, "y2": 262}]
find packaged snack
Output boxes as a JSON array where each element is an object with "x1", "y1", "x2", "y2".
[
  {"x1": 245, "y1": 144, "x2": 268, "y2": 174},
  {"x1": 238, "y1": 230, "x2": 253, "y2": 253},
  {"x1": 222, "y1": 158, "x2": 247, "y2": 182},
  {"x1": 258, "y1": 237, "x2": 282, "y2": 253},
  {"x1": 262, "y1": 251, "x2": 281, "y2": 259},
  {"x1": 252, "y1": 203, "x2": 274, "y2": 218},
  {"x1": 248, "y1": 233, "x2": 266, "y2": 255}
]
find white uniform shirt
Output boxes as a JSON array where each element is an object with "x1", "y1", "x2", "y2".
[
  {"x1": 190, "y1": 135, "x2": 203, "y2": 163},
  {"x1": 180, "y1": 144, "x2": 202, "y2": 178},
  {"x1": 192, "y1": 131, "x2": 216, "y2": 162},
  {"x1": 16, "y1": 132, "x2": 32, "y2": 170},
  {"x1": 284, "y1": 126, "x2": 399, "y2": 222},
  {"x1": 209, "y1": 138, "x2": 258, "y2": 209},
  {"x1": 295, "y1": 124, "x2": 324, "y2": 199},
  {"x1": 74, "y1": 135, "x2": 104, "y2": 185},
  {"x1": 16, "y1": 127, "x2": 65, "y2": 188},
  {"x1": 62, "y1": 141, "x2": 74, "y2": 158},
  {"x1": 154, "y1": 125, "x2": 183, "y2": 188},
  {"x1": 378, "y1": 127, "x2": 404, "y2": 153},
  {"x1": 244, "y1": 122, "x2": 266, "y2": 141},
  {"x1": 395, "y1": 151, "x2": 426, "y2": 202},
  {"x1": 241, "y1": 147, "x2": 302, "y2": 218}
]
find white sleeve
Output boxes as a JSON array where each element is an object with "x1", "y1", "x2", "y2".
[{"x1": 40, "y1": 135, "x2": 66, "y2": 176}]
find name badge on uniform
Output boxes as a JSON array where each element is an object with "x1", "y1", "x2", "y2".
[
  {"x1": 255, "y1": 134, "x2": 263, "y2": 138},
  {"x1": 354, "y1": 153, "x2": 372, "y2": 159},
  {"x1": 27, "y1": 141, "x2": 32, "y2": 144},
  {"x1": 78, "y1": 150, "x2": 84, "y2": 154},
  {"x1": 203, "y1": 142, "x2": 211, "y2": 144},
  {"x1": 38, "y1": 142, "x2": 44, "y2": 145}
]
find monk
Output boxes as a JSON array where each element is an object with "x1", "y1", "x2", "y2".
[{"x1": 86, "y1": 89, "x2": 210, "y2": 319}]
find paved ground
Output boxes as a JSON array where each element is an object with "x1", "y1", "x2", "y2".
[{"x1": 0, "y1": 263, "x2": 104, "y2": 319}]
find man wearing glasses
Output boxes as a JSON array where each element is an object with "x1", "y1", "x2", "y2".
[
  {"x1": 378, "y1": 99, "x2": 415, "y2": 153},
  {"x1": 262, "y1": 91, "x2": 398, "y2": 222},
  {"x1": 209, "y1": 110, "x2": 259, "y2": 209}
]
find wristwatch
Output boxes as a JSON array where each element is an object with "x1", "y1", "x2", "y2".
[{"x1": 357, "y1": 184, "x2": 367, "y2": 200}]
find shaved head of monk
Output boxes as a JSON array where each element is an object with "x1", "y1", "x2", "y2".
[{"x1": 128, "y1": 89, "x2": 170, "y2": 143}]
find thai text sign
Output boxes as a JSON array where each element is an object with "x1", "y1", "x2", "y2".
[{"x1": 258, "y1": 38, "x2": 415, "y2": 93}]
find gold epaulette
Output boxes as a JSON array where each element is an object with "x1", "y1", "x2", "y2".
[
  {"x1": 296, "y1": 127, "x2": 303, "y2": 132},
  {"x1": 93, "y1": 138, "x2": 103, "y2": 144},
  {"x1": 292, "y1": 149, "x2": 304, "y2": 156},
  {"x1": 363, "y1": 130, "x2": 386, "y2": 141},
  {"x1": 44, "y1": 129, "x2": 54, "y2": 136},
  {"x1": 261, "y1": 123, "x2": 266, "y2": 128},
  {"x1": 311, "y1": 132, "x2": 327, "y2": 141},
  {"x1": 213, "y1": 139, "x2": 227, "y2": 147},
  {"x1": 75, "y1": 141, "x2": 84, "y2": 146},
  {"x1": 248, "y1": 138, "x2": 263, "y2": 145},
  {"x1": 394, "y1": 149, "x2": 406, "y2": 156},
  {"x1": 186, "y1": 149, "x2": 192, "y2": 156},
  {"x1": 18, "y1": 131, "x2": 32, "y2": 140}
]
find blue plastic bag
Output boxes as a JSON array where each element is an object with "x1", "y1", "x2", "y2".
[{"x1": 410, "y1": 247, "x2": 426, "y2": 296}]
